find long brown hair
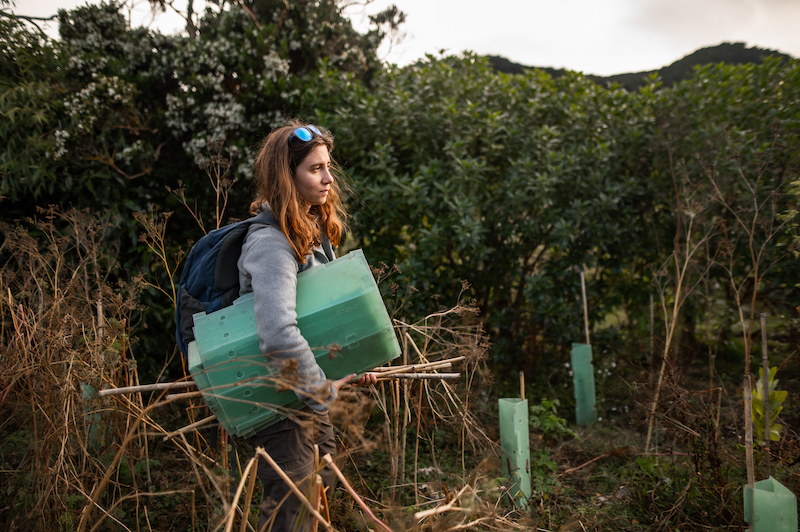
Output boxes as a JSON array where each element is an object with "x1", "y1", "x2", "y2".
[{"x1": 250, "y1": 121, "x2": 349, "y2": 262}]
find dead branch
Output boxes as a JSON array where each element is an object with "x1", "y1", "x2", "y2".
[
  {"x1": 375, "y1": 373, "x2": 460, "y2": 382},
  {"x1": 162, "y1": 414, "x2": 216, "y2": 441},
  {"x1": 255, "y1": 448, "x2": 332, "y2": 531},
  {"x1": 414, "y1": 484, "x2": 471, "y2": 522},
  {"x1": 98, "y1": 381, "x2": 197, "y2": 397},
  {"x1": 321, "y1": 453, "x2": 394, "y2": 532}
]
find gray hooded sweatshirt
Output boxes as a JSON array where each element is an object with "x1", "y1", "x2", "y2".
[{"x1": 237, "y1": 205, "x2": 336, "y2": 412}]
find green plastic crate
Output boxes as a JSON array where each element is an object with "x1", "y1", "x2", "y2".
[{"x1": 188, "y1": 249, "x2": 401, "y2": 438}]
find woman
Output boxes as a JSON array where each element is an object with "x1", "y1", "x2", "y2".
[{"x1": 238, "y1": 121, "x2": 376, "y2": 531}]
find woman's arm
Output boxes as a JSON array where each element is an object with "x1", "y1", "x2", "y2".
[{"x1": 238, "y1": 224, "x2": 337, "y2": 411}]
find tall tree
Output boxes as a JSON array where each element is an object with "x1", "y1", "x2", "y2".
[{"x1": 310, "y1": 54, "x2": 658, "y2": 370}]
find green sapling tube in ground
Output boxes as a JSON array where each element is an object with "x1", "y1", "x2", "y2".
[
  {"x1": 499, "y1": 398, "x2": 531, "y2": 510},
  {"x1": 571, "y1": 342, "x2": 597, "y2": 426},
  {"x1": 744, "y1": 476, "x2": 798, "y2": 532}
]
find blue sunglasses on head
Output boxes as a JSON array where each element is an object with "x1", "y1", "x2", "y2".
[{"x1": 289, "y1": 125, "x2": 321, "y2": 142}]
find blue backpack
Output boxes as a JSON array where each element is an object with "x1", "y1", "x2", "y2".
[{"x1": 175, "y1": 211, "x2": 278, "y2": 355}]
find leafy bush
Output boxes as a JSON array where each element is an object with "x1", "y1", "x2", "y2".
[{"x1": 530, "y1": 398, "x2": 578, "y2": 445}]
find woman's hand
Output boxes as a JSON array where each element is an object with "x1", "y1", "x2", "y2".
[
  {"x1": 352, "y1": 372, "x2": 377, "y2": 386},
  {"x1": 332, "y1": 372, "x2": 377, "y2": 392}
]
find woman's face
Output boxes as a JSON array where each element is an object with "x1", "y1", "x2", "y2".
[{"x1": 294, "y1": 144, "x2": 333, "y2": 206}]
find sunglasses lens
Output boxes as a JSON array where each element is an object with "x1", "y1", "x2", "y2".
[{"x1": 293, "y1": 127, "x2": 313, "y2": 142}]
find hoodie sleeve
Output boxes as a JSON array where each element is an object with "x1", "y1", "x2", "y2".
[{"x1": 237, "y1": 224, "x2": 336, "y2": 411}]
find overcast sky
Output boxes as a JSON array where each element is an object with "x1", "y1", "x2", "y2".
[{"x1": 13, "y1": 0, "x2": 800, "y2": 76}]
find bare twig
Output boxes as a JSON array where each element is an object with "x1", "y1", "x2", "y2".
[
  {"x1": 580, "y1": 269, "x2": 590, "y2": 345},
  {"x1": 414, "y1": 484, "x2": 470, "y2": 522},
  {"x1": 321, "y1": 454, "x2": 393, "y2": 532},
  {"x1": 165, "y1": 391, "x2": 204, "y2": 401},
  {"x1": 744, "y1": 374, "x2": 755, "y2": 488},
  {"x1": 163, "y1": 414, "x2": 216, "y2": 441},
  {"x1": 373, "y1": 361, "x2": 453, "y2": 372},
  {"x1": 98, "y1": 381, "x2": 197, "y2": 397},
  {"x1": 374, "y1": 373, "x2": 460, "y2": 382},
  {"x1": 646, "y1": 182, "x2": 719, "y2": 453},
  {"x1": 255, "y1": 448, "x2": 332, "y2": 531},
  {"x1": 373, "y1": 357, "x2": 464, "y2": 378},
  {"x1": 223, "y1": 456, "x2": 258, "y2": 532}
]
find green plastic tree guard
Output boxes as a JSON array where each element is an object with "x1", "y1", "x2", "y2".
[
  {"x1": 744, "y1": 477, "x2": 798, "y2": 532},
  {"x1": 571, "y1": 343, "x2": 597, "y2": 426},
  {"x1": 81, "y1": 383, "x2": 104, "y2": 450},
  {"x1": 499, "y1": 398, "x2": 531, "y2": 510},
  {"x1": 188, "y1": 249, "x2": 401, "y2": 437}
]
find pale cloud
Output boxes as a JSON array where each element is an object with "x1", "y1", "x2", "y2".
[
  {"x1": 12, "y1": 0, "x2": 800, "y2": 76},
  {"x1": 357, "y1": 0, "x2": 800, "y2": 75},
  {"x1": 630, "y1": 0, "x2": 800, "y2": 60}
]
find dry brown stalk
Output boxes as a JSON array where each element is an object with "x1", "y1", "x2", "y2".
[
  {"x1": 320, "y1": 477, "x2": 331, "y2": 522},
  {"x1": 98, "y1": 381, "x2": 197, "y2": 397},
  {"x1": 405, "y1": 330, "x2": 425, "y2": 359},
  {"x1": 223, "y1": 456, "x2": 257, "y2": 532},
  {"x1": 165, "y1": 390, "x2": 205, "y2": 400},
  {"x1": 373, "y1": 361, "x2": 453, "y2": 372},
  {"x1": 177, "y1": 430, "x2": 236, "y2": 521},
  {"x1": 321, "y1": 453, "x2": 394, "y2": 532},
  {"x1": 255, "y1": 447, "x2": 333, "y2": 531},
  {"x1": 375, "y1": 372, "x2": 460, "y2": 382},
  {"x1": 646, "y1": 182, "x2": 719, "y2": 453},
  {"x1": 0, "y1": 208, "x2": 155, "y2": 530},
  {"x1": 310, "y1": 474, "x2": 329, "y2": 532},
  {"x1": 373, "y1": 357, "x2": 465, "y2": 378},
  {"x1": 414, "y1": 484, "x2": 471, "y2": 521},
  {"x1": 163, "y1": 414, "x2": 217, "y2": 441},
  {"x1": 744, "y1": 374, "x2": 755, "y2": 488},
  {"x1": 78, "y1": 392, "x2": 206, "y2": 532},
  {"x1": 445, "y1": 516, "x2": 496, "y2": 531},
  {"x1": 558, "y1": 452, "x2": 614, "y2": 478}
]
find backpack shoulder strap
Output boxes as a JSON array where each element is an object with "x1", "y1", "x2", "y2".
[
  {"x1": 321, "y1": 230, "x2": 335, "y2": 262},
  {"x1": 213, "y1": 212, "x2": 280, "y2": 292}
]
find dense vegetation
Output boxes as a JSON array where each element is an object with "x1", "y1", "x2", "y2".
[{"x1": 1, "y1": 1, "x2": 799, "y2": 531}]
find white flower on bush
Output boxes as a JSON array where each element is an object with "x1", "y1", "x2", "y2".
[
  {"x1": 115, "y1": 140, "x2": 146, "y2": 164},
  {"x1": 203, "y1": 93, "x2": 245, "y2": 137},
  {"x1": 66, "y1": 75, "x2": 137, "y2": 132},
  {"x1": 184, "y1": 136, "x2": 216, "y2": 167},
  {"x1": 48, "y1": 129, "x2": 71, "y2": 160},
  {"x1": 165, "y1": 94, "x2": 198, "y2": 134},
  {"x1": 236, "y1": 146, "x2": 256, "y2": 180}
]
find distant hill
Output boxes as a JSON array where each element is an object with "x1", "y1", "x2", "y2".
[{"x1": 486, "y1": 42, "x2": 794, "y2": 91}]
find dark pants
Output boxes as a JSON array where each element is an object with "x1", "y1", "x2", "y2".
[{"x1": 250, "y1": 409, "x2": 337, "y2": 532}]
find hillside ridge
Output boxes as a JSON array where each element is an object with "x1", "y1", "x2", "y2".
[{"x1": 486, "y1": 42, "x2": 794, "y2": 90}]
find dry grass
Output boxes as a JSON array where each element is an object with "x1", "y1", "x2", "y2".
[
  {"x1": 0, "y1": 207, "x2": 529, "y2": 532},
  {"x1": 0, "y1": 207, "x2": 144, "y2": 529}
]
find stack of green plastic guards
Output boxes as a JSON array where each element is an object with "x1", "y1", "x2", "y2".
[{"x1": 187, "y1": 249, "x2": 401, "y2": 438}]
